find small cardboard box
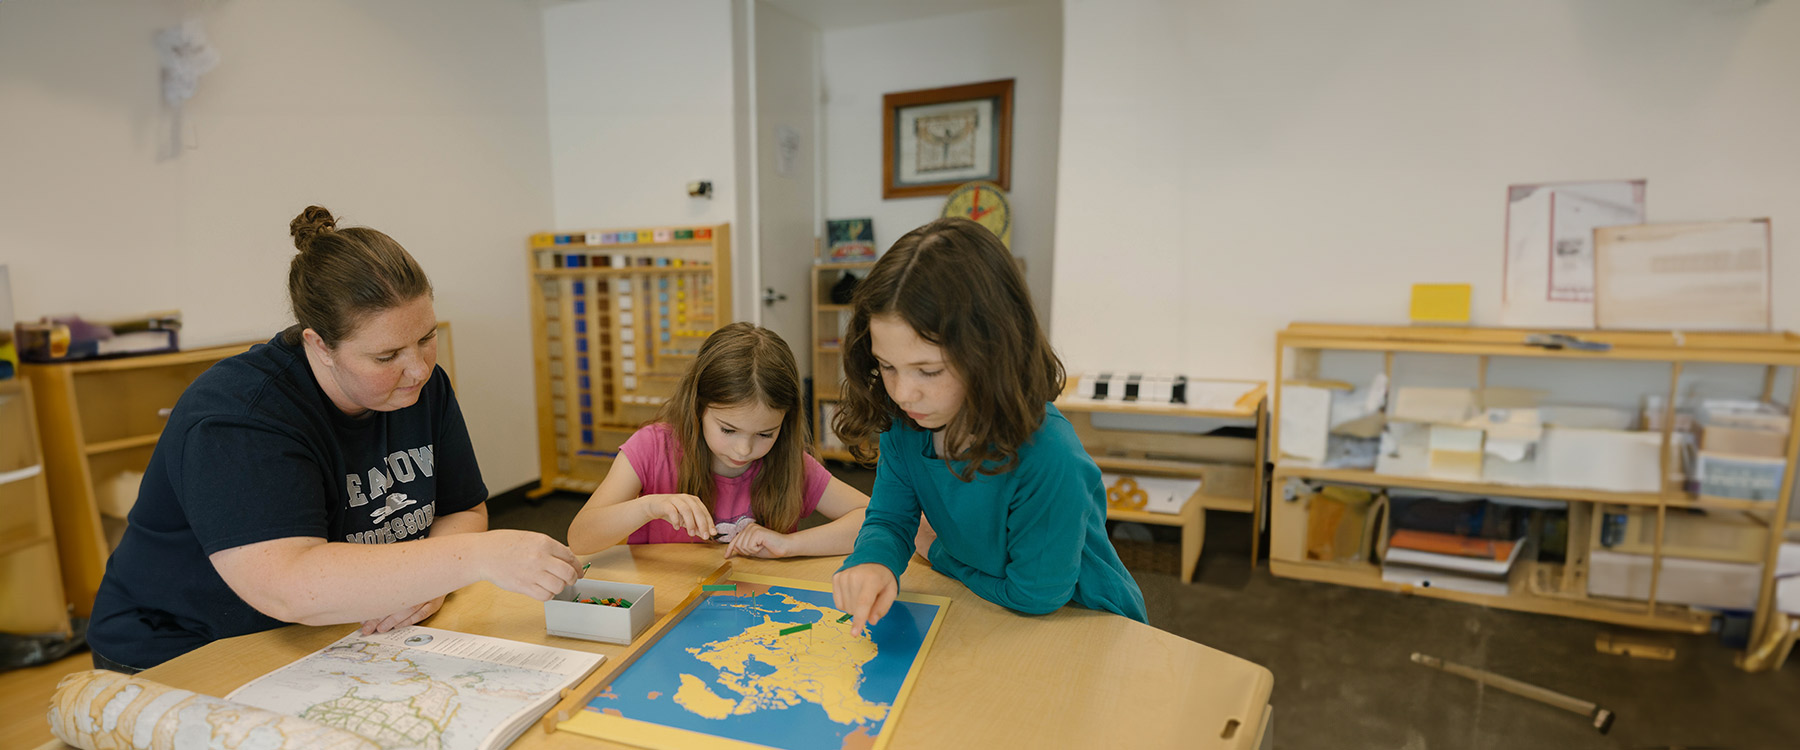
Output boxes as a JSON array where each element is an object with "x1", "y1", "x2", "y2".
[
  {"x1": 1700, "y1": 424, "x2": 1787, "y2": 459},
  {"x1": 545, "y1": 579, "x2": 654, "y2": 645}
]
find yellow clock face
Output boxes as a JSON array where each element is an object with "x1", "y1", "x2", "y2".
[{"x1": 942, "y1": 181, "x2": 1012, "y2": 247}]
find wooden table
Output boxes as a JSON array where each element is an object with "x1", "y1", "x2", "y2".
[{"x1": 41, "y1": 545, "x2": 1273, "y2": 749}]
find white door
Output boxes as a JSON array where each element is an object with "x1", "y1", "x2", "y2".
[{"x1": 751, "y1": 5, "x2": 820, "y2": 377}]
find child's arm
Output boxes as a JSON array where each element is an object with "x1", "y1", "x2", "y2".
[
  {"x1": 567, "y1": 454, "x2": 718, "y2": 555},
  {"x1": 923, "y1": 457, "x2": 1087, "y2": 616},
  {"x1": 834, "y1": 439, "x2": 923, "y2": 634},
  {"x1": 725, "y1": 477, "x2": 868, "y2": 558}
]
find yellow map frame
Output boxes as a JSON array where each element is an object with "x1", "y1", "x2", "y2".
[{"x1": 557, "y1": 571, "x2": 950, "y2": 750}]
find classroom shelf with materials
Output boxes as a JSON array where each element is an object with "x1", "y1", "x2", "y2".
[
  {"x1": 1268, "y1": 322, "x2": 1800, "y2": 670},
  {"x1": 0, "y1": 377, "x2": 68, "y2": 637},
  {"x1": 525, "y1": 225, "x2": 732, "y2": 498},
  {"x1": 1054, "y1": 379, "x2": 1268, "y2": 582},
  {"x1": 23, "y1": 323, "x2": 454, "y2": 619},
  {"x1": 809, "y1": 259, "x2": 874, "y2": 463}
]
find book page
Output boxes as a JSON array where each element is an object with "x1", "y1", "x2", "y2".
[{"x1": 227, "y1": 626, "x2": 603, "y2": 750}]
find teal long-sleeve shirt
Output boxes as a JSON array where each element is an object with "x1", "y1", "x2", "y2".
[{"x1": 840, "y1": 403, "x2": 1148, "y2": 623}]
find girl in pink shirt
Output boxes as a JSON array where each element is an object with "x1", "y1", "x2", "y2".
[{"x1": 567, "y1": 323, "x2": 869, "y2": 558}]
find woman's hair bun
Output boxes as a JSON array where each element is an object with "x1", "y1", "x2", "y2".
[{"x1": 290, "y1": 206, "x2": 338, "y2": 251}]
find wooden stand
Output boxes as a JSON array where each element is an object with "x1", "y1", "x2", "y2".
[
  {"x1": 0, "y1": 378, "x2": 67, "y2": 635},
  {"x1": 1269, "y1": 323, "x2": 1800, "y2": 667},
  {"x1": 526, "y1": 226, "x2": 733, "y2": 497},
  {"x1": 809, "y1": 260, "x2": 873, "y2": 462},
  {"x1": 1055, "y1": 380, "x2": 1268, "y2": 581}
]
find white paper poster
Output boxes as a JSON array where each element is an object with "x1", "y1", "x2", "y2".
[{"x1": 1501, "y1": 180, "x2": 1646, "y2": 329}]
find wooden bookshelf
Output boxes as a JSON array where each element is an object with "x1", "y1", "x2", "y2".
[
  {"x1": 810, "y1": 261, "x2": 876, "y2": 461},
  {"x1": 1270, "y1": 323, "x2": 1800, "y2": 665}
]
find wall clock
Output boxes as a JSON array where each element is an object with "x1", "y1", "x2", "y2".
[{"x1": 941, "y1": 181, "x2": 1011, "y2": 247}]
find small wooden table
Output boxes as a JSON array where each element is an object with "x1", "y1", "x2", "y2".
[
  {"x1": 1057, "y1": 380, "x2": 1270, "y2": 580},
  {"x1": 41, "y1": 545, "x2": 1273, "y2": 749}
]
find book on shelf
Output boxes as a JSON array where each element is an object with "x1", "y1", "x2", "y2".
[
  {"x1": 1384, "y1": 535, "x2": 1525, "y2": 578},
  {"x1": 1381, "y1": 563, "x2": 1512, "y2": 597},
  {"x1": 1388, "y1": 529, "x2": 1520, "y2": 561},
  {"x1": 223, "y1": 626, "x2": 605, "y2": 750}
]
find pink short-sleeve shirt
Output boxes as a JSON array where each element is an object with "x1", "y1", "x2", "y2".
[{"x1": 619, "y1": 422, "x2": 830, "y2": 544}]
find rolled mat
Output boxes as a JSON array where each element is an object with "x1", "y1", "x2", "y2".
[{"x1": 47, "y1": 669, "x2": 378, "y2": 750}]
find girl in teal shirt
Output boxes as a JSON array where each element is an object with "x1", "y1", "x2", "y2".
[{"x1": 831, "y1": 218, "x2": 1148, "y2": 633}]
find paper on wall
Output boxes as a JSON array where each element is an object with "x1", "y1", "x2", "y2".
[
  {"x1": 1501, "y1": 180, "x2": 1646, "y2": 329},
  {"x1": 1594, "y1": 219, "x2": 1772, "y2": 331}
]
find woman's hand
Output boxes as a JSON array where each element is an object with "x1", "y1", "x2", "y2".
[
  {"x1": 643, "y1": 494, "x2": 717, "y2": 540},
  {"x1": 832, "y1": 563, "x2": 897, "y2": 637},
  {"x1": 359, "y1": 595, "x2": 444, "y2": 635},
  {"x1": 724, "y1": 522, "x2": 795, "y2": 559},
  {"x1": 476, "y1": 530, "x2": 580, "y2": 600}
]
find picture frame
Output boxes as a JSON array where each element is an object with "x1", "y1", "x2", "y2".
[{"x1": 882, "y1": 78, "x2": 1013, "y2": 199}]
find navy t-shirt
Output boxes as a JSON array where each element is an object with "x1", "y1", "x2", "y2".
[{"x1": 87, "y1": 332, "x2": 486, "y2": 669}]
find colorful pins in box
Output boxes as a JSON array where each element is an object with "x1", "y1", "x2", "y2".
[{"x1": 532, "y1": 227, "x2": 714, "y2": 248}]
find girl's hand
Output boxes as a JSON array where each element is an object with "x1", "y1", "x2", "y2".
[
  {"x1": 913, "y1": 516, "x2": 938, "y2": 562},
  {"x1": 832, "y1": 563, "x2": 897, "y2": 637},
  {"x1": 724, "y1": 522, "x2": 794, "y2": 559},
  {"x1": 359, "y1": 595, "x2": 444, "y2": 635},
  {"x1": 645, "y1": 494, "x2": 717, "y2": 539}
]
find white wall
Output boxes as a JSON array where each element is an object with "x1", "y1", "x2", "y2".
[
  {"x1": 1053, "y1": 0, "x2": 1800, "y2": 380},
  {"x1": 751, "y1": 2, "x2": 822, "y2": 374},
  {"x1": 821, "y1": 5, "x2": 1064, "y2": 327},
  {"x1": 0, "y1": 0, "x2": 554, "y2": 492},
  {"x1": 543, "y1": 0, "x2": 743, "y2": 305}
]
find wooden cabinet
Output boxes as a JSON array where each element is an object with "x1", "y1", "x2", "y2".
[
  {"x1": 1055, "y1": 380, "x2": 1268, "y2": 581},
  {"x1": 0, "y1": 378, "x2": 68, "y2": 635},
  {"x1": 23, "y1": 323, "x2": 453, "y2": 618}
]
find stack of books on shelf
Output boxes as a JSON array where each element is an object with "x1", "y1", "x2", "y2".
[
  {"x1": 1381, "y1": 530, "x2": 1526, "y2": 597},
  {"x1": 1379, "y1": 496, "x2": 1529, "y2": 597}
]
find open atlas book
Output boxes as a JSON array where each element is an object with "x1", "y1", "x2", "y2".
[{"x1": 49, "y1": 626, "x2": 604, "y2": 750}]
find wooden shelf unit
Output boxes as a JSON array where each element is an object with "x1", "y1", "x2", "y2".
[
  {"x1": 1270, "y1": 323, "x2": 1800, "y2": 666},
  {"x1": 810, "y1": 261, "x2": 875, "y2": 461},
  {"x1": 23, "y1": 324, "x2": 455, "y2": 619},
  {"x1": 1056, "y1": 379, "x2": 1269, "y2": 581},
  {"x1": 526, "y1": 225, "x2": 733, "y2": 497},
  {"x1": 24, "y1": 343, "x2": 251, "y2": 618},
  {"x1": 0, "y1": 378, "x2": 68, "y2": 635}
]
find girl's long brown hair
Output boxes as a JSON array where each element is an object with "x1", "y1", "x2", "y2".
[
  {"x1": 832, "y1": 217, "x2": 1064, "y2": 481},
  {"x1": 657, "y1": 322, "x2": 813, "y2": 532}
]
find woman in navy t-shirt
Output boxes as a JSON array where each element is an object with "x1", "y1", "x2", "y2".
[{"x1": 88, "y1": 206, "x2": 580, "y2": 672}]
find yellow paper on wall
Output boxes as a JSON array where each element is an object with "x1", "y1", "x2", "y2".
[{"x1": 1410, "y1": 283, "x2": 1471, "y2": 324}]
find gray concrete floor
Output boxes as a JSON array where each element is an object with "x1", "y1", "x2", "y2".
[{"x1": 492, "y1": 463, "x2": 1800, "y2": 749}]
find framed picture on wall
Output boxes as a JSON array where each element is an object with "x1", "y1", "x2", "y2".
[{"x1": 882, "y1": 78, "x2": 1013, "y2": 199}]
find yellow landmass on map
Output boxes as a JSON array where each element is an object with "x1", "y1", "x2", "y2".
[
  {"x1": 674, "y1": 673, "x2": 737, "y2": 719},
  {"x1": 685, "y1": 592, "x2": 888, "y2": 725}
]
